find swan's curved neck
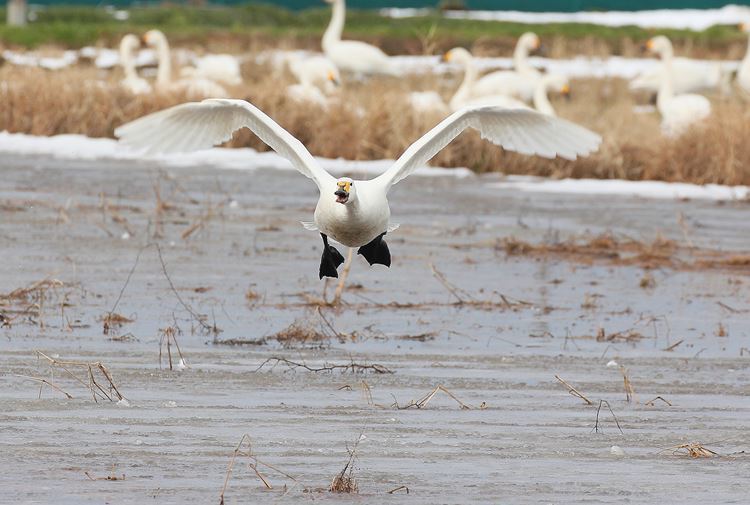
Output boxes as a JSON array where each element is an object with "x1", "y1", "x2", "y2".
[
  {"x1": 533, "y1": 80, "x2": 554, "y2": 116},
  {"x1": 449, "y1": 57, "x2": 478, "y2": 110},
  {"x1": 323, "y1": 0, "x2": 345, "y2": 50},
  {"x1": 119, "y1": 45, "x2": 138, "y2": 81},
  {"x1": 154, "y1": 38, "x2": 172, "y2": 86},
  {"x1": 741, "y1": 32, "x2": 750, "y2": 70},
  {"x1": 514, "y1": 43, "x2": 533, "y2": 74},
  {"x1": 657, "y1": 50, "x2": 674, "y2": 110}
]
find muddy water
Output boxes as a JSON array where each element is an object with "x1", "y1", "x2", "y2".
[{"x1": 1, "y1": 155, "x2": 749, "y2": 504}]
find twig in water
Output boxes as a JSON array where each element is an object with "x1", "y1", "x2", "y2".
[
  {"x1": 555, "y1": 375, "x2": 593, "y2": 405},
  {"x1": 593, "y1": 399, "x2": 624, "y2": 434},
  {"x1": 429, "y1": 262, "x2": 473, "y2": 304},
  {"x1": 156, "y1": 243, "x2": 217, "y2": 335},
  {"x1": 104, "y1": 244, "x2": 148, "y2": 335},
  {"x1": 393, "y1": 384, "x2": 471, "y2": 410},
  {"x1": 330, "y1": 427, "x2": 366, "y2": 493},
  {"x1": 85, "y1": 464, "x2": 125, "y2": 481},
  {"x1": 14, "y1": 374, "x2": 73, "y2": 399},
  {"x1": 660, "y1": 443, "x2": 719, "y2": 458},
  {"x1": 35, "y1": 351, "x2": 125, "y2": 402},
  {"x1": 620, "y1": 366, "x2": 635, "y2": 403},
  {"x1": 255, "y1": 357, "x2": 393, "y2": 374},
  {"x1": 158, "y1": 325, "x2": 187, "y2": 371},
  {"x1": 219, "y1": 434, "x2": 297, "y2": 503},
  {"x1": 645, "y1": 396, "x2": 672, "y2": 406},
  {"x1": 387, "y1": 485, "x2": 410, "y2": 494}
]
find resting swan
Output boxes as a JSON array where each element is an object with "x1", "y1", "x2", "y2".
[
  {"x1": 737, "y1": 22, "x2": 750, "y2": 94},
  {"x1": 143, "y1": 30, "x2": 229, "y2": 98},
  {"x1": 647, "y1": 36, "x2": 711, "y2": 137},
  {"x1": 181, "y1": 54, "x2": 242, "y2": 86},
  {"x1": 459, "y1": 74, "x2": 571, "y2": 117},
  {"x1": 119, "y1": 34, "x2": 151, "y2": 95},
  {"x1": 630, "y1": 37, "x2": 725, "y2": 95},
  {"x1": 115, "y1": 100, "x2": 601, "y2": 279},
  {"x1": 286, "y1": 54, "x2": 341, "y2": 107},
  {"x1": 443, "y1": 34, "x2": 542, "y2": 104},
  {"x1": 322, "y1": 0, "x2": 400, "y2": 76}
]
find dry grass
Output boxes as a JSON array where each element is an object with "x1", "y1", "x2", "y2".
[{"x1": 2, "y1": 60, "x2": 750, "y2": 186}]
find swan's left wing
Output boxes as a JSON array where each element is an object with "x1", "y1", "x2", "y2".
[
  {"x1": 115, "y1": 99, "x2": 334, "y2": 189},
  {"x1": 374, "y1": 105, "x2": 601, "y2": 189}
]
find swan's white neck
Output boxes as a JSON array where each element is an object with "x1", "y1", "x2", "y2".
[
  {"x1": 741, "y1": 32, "x2": 750, "y2": 72},
  {"x1": 119, "y1": 44, "x2": 138, "y2": 81},
  {"x1": 533, "y1": 79, "x2": 554, "y2": 116},
  {"x1": 323, "y1": 0, "x2": 345, "y2": 51},
  {"x1": 449, "y1": 56, "x2": 478, "y2": 110},
  {"x1": 154, "y1": 37, "x2": 172, "y2": 87},
  {"x1": 514, "y1": 43, "x2": 533, "y2": 75},
  {"x1": 656, "y1": 48, "x2": 675, "y2": 111}
]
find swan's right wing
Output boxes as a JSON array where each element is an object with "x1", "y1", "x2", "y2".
[
  {"x1": 374, "y1": 105, "x2": 602, "y2": 189},
  {"x1": 115, "y1": 99, "x2": 334, "y2": 188}
]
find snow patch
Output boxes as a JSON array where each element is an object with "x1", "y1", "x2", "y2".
[{"x1": 382, "y1": 5, "x2": 750, "y2": 31}]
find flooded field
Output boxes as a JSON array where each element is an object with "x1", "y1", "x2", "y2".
[{"x1": 2, "y1": 154, "x2": 749, "y2": 503}]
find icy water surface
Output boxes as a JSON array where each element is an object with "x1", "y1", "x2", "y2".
[{"x1": 1, "y1": 155, "x2": 749, "y2": 503}]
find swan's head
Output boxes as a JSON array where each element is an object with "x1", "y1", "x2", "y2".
[
  {"x1": 518, "y1": 32, "x2": 542, "y2": 52},
  {"x1": 142, "y1": 29, "x2": 167, "y2": 48},
  {"x1": 441, "y1": 47, "x2": 472, "y2": 65},
  {"x1": 544, "y1": 74, "x2": 570, "y2": 98},
  {"x1": 120, "y1": 34, "x2": 141, "y2": 55},
  {"x1": 334, "y1": 177, "x2": 356, "y2": 205},
  {"x1": 326, "y1": 67, "x2": 341, "y2": 87},
  {"x1": 646, "y1": 36, "x2": 673, "y2": 58}
]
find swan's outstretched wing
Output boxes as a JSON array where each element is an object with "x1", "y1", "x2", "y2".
[
  {"x1": 375, "y1": 105, "x2": 601, "y2": 189},
  {"x1": 115, "y1": 98, "x2": 334, "y2": 188}
]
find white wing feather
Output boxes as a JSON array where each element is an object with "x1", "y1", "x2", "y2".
[
  {"x1": 375, "y1": 105, "x2": 602, "y2": 189},
  {"x1": 115, "y1": 98, "x2": 334, "y2": 188}
]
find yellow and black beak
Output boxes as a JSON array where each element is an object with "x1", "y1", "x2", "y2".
[
  {"x1": 441, "y1": 51, "x2": 452, "y2": 63},
  {"x1": 335, "y1": 181, "x2": 351, "y2": 203},
  {"x1": 141, "y1": 33, "x2": 150, "y2": 45},
  {"x1": 327, "y1": 70, "x2": 340, "y2": 87}
]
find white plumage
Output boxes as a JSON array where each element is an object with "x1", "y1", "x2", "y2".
[
  {"x1": 119, "y1": 34, "x2": 152, "y2": 95},
  {"x1": 647, "y1": 36, "x2": 711, "y2": 136},
  {"x1": 322, "y1": 0, "x2": 400, "y2": 77},
  {"x1": 116, "y1": 99, "x2": 601, "y2": 276},
  {"x1": 143, "y1": 29, "x2": 229, "y2": 99},
  {"x1": 181, "y1": 54, "x2": 243, "y2": 86}
]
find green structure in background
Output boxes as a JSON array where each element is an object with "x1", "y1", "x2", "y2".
[{"x1": 16, "y1": 0, "x2": 750, "y2": 12}]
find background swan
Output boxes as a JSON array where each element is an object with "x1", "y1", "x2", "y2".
[
  {"x1": 460, "y1": 74, "x2": 570, "y2": 116},
  {"x1": 630, "y1": 38, "x2": 726, "y2": 95},
  {"x1": 180, "y1": 54, "x2": 243, "y2": 86},
  {"x1": 143, "y1": 30, "x2": 229, "y2": 98},
  {"x1": 647, "y1": 36, "x2": 711, "y2": 136},
  {"x1": 737, "y1": 22, "x2": 750, "y2": 94},
  {"x1": 115, "y1": 100, "x2": 601, "y2": 278},
  {"x1": 322, "y1": 0, "x2": 400, "y2": 77},
  {"x1": 286, "y1": 54, "x2": 341, "y2": 107},
  {"x1": 119, "y1": 34, "x2": 151, "y2": 95},
  {"x1": 465, "y1": 33, "x2": 542, "y2": 102}
]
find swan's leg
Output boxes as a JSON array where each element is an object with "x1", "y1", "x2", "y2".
[
  {"x1": 319, "y1": 233, "x2": 345, "y2": 279},
  {"x1": 357, "y1": 232, "x2": 391, "y2": 267}
]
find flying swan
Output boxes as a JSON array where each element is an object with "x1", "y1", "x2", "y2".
[{"x1": 115, "y1": 100, "x2": 601, "y2": 279}]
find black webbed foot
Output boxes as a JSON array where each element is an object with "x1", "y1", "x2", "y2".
[
  {"x1": 357, "y1": 232, "x2": 391, "y2": 267},
  {"x1": 319, "y1": 234, "x2": 345, "y2": 279}
]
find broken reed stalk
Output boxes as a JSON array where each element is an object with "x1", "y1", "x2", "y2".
[
  {"x1": 34, "y1": 350, "x2": 125, "y2": 402},
  {"x1": 255, "y1": 357, "x2": 393, "y2": 374},
  {"x1": 593, "y1": 399, "x2": 624, "y2": 434},
  {"x1": 429, "y1": 262, "x2": 473, "y2": 304},
  {"x1": 555, "y1": 375, "x2": 594, "y2": 405},
  {"x1": 331, "y1": 248, "x2": 354, "y2": 307},
  {"x1": 158, "y1": 325, "x2": 188, "y2": 370},
  {"x1": 14, "y1": 374, "x2": 73, "y2": 399},
  {"x1": 620, "y1": 366, "x2": 635, "y2": 403},
  {"x1": 660, "y1": 443, "x2": 720, "y2": 458},
  {"x1": 219, "y1": 434, "x2": 297, "y2": 504},
  {"x1": 393, "y1": 384, "x2": 472, "y2": 410},
  {"x1": 645, "y1": 396, "x2": 672, "y2": 406}
]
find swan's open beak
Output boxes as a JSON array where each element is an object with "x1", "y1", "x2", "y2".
[{"x1": 334, "y1": 189, "x2": 349, "y2": 204}]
